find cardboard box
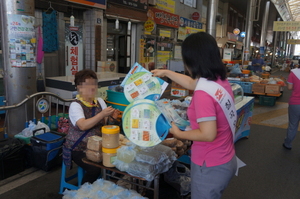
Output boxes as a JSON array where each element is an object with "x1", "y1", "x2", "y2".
[
  {"x1": 252, "y1": 83, "x2": 265, "y2": 93},
  {"x1": 265, "y1": 84, "x2": 280, "y2": 94},
  {"x1": 171, "y1": 88, "x2": 189, "y2": 97}
]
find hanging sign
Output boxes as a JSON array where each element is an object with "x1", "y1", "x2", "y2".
[
  {"x1": 287, "y1": 39, "x2": 300, "y2": 44},
  {"x1": 144, "y1": 20, "x2": 155, "y2": 32},
  {"x1": 273, "y1": 21, "x2": 300, "y2": 31},
  {"x1": 7, "y1": 14, "x2": 36, "y2": 68},
  {"x1": 191, "y1": 12, "x2": 200, "y2": 20},
  {"x1": 65, "y1": 25, "x2": 83, "y2": 76},
  {"x1": 109, "y1": 0, "x2": 148, "y2": 10},
  {"x1": 147, "y1": 8, "x2": 179, "y2": 28},
  {"x1": 65, "y1": 0, "x2": 106, "y2": 9},
  {"x1": 240, "y1": 31, "x2": 246, "y2": 38},
  {"x1": 159, "y1": 30, "x2": 171, "y2": 37},
  {"x1": 155, "y1": 0, "x2": 175, "y2": 14},
  {"x1": 233, "y1": 28, "x2": 240, "y2": 35},
  {"x1": 179, "y1": 17, "x2": 202, "y2": 29}
]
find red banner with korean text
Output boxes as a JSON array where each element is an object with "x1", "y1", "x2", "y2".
[{"x1": 147, "y1": 7, "x2": 179, "y2": 28}]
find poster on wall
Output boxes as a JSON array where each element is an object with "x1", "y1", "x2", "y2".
[
  {"x1": 156, "y1": 51, "x2": 171, "y2": 69},
  {"x1": 65, "y1": 26, "x2": 83, "y2": 76},
  {"x1": 7, "y1": 14, "x2": 36, "y2": 68}
]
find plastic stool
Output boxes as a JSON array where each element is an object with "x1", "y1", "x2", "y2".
[{"x1": 59, "y1": 161, "x2": 85, "y2": 194}]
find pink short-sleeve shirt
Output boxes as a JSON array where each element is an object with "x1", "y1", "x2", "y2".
[
  {"x1": 187, "y1": 79, "x2": 235, "y2": 167},
  {"x1": 287, "y1": 69, "x2": 300, "y2": 105}
]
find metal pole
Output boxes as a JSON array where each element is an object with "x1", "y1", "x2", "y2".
[
  {"x1": 206, "y1": 0, "x2": 218, "y2": 38},
  {"x1": 244, "y1": 0, "x2": 255, "y2": 61},
  {"x1": 0, "y1": 0, "x2": 36, "y2": 136},
  {"x1": 259, "y1": 1, "x2": 270, "y2": 58},
  {"x1": 271, "y1": 18, "x2": 281, "y2": 67}
]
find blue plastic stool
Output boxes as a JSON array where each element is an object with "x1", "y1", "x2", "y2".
[{"x1": 59, "y1": 161, "x2": 85, "y2": 194}]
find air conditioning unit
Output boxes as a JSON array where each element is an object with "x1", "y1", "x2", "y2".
[
  {"x1": 97, "y1": 61, "x2": 117, "y2": 73},
  {"x1": 216, "y1": 15, "x2": 223, "y2": 24},
  {"x1": 148, "y1": 0, "x2": 156, "y2": 6}
]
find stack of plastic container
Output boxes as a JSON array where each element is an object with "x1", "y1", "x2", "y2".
[{"x1": 101, "y1": 125, "x2": 120, "y2": 167}]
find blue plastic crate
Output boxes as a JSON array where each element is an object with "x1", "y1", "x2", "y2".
[{"x1": 239, "y1": 82, "x2": 254, "y2": 94}]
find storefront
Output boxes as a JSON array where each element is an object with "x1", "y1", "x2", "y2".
[
  {"x1": 139, "y1": 8, "x2": 180, "y2": 70},
  {"x1": 104, "y1": 1, "x2": 148, "y2": 73}
]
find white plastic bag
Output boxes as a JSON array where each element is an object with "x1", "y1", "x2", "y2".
[{"x1": 34, "y1": 121, "x2": 50, "y2": 134}]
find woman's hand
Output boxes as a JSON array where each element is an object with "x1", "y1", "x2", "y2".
[
  {"x1": 111, "y1": 109, "x2": 120, "y2": 119},
  {"x1": 151, "y1": 69, "x2": 168, "y2": 77},
  {"x1": 169, "y1": 122, "x2": 182, "y2": 138},
  {"x1": 101, "y1": 106, "x2": 115, "y2": 117}
]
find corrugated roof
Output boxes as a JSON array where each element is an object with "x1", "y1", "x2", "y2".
[{"x1": 271, "y1": 0, "x2": 300, "y2": 21}]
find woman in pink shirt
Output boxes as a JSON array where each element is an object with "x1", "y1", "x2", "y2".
[
  {"x1": 152, "y1": 32, "x2": 237, "y2": 199},
  {"x1": 283, "y1": 65, "x2": 300, "y2": 149}
]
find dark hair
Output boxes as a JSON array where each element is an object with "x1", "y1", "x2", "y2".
[
  {"x1": 74, "y1": 69, "x2": 97, "y2": 87},
  {"x1": 181, "y1": 32, "x2": 226, "y2": 81}
]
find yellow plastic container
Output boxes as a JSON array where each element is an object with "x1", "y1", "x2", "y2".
[
  {"x1": 102, "y1": 125, "x2": 120, "y2": 149},
  {"x1": 102, "y1": 147, "x2": 119, "y2": 167}
]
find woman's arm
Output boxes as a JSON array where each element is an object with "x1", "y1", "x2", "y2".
[
  {"x1": 151, "y1": 69, "x2": 197, "y2": 90},
  {"x1": 287, "y1": 83, "x2": 293, "y2": 90},
  {"x1": 76, "y1": 106, "x2": 115, "y2": 131},
  {"x1": 169, "y1": 121, "x2": 217, "y2": 142}
]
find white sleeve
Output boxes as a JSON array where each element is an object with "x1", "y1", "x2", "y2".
[
  {"x1": 97, "y1": 98, "x2": 107, "y2": 110},
  {"x1": 69, "y1": 102, "x2": 85, "y2": 126}
]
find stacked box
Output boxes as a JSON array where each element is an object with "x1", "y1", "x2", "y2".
[
  {"x1": 171, "y1": 82, "x2": 189, "y2": 97},
  {"x1": 252, "y1": 83, "x2": 265, "y2": 93},
  {"x1": 265, "y1": 84, "x2": 280, "y2": 94}
]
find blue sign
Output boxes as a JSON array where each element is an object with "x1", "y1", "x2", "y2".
[
  {"x1": 240, "y1": 32, "x2": 246, "y2": 38},
  {"x1": 179, "y1": 17, "x2": 202, "y2": 29}
]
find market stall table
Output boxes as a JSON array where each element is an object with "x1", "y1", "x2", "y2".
[
  {"x1": 82, "y1": 157, "x2": 160, "y2": 199},
  {"x1": 234, "y1": 96, "x2": 255, "y2": 142}
]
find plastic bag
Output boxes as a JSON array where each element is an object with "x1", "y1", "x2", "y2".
[
  {"x1": 35, "y1": 121, "x2": 50, "y2": 134},
  {"x1": 20, "y1": 120, "x2": 36, "y2": 137},
  {"x1": 117, "y1": 145, "x2": 136, "y2": 163},
  {"x1": 230, "y1": 64, "x2": 242, "y2": 74},
  {"x1": 163, "y1": 161, "x2": 191, "y2": 196}
]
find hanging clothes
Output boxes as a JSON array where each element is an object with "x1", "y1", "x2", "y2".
[
  {"x1": 36, "y1": 26, "x2": 44, "y2": 64},
  {"x1": 42, "y1": 10, "x2": 58, "y2": 52}
]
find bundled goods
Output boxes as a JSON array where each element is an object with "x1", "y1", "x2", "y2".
[
  {"x1": 62, "y1": 178, "x2": 147, "y2": 199},
  {"x1": 87, "y1": 136, "x2": 102, "y2": 151},
  {"x1": 86, "y1": 135, "x2": 103, "y2": 163},
  {"x1": 114, "y1": 143, "x2": 177, "y2": 181},
  {"x1": 161, "y1": 138, "x2": 191, "y2": 157},
  {"x1": 57, "y1": 117, "x2": 69, "y2": 134},
  {"x1": 119, "y1": 134, "x2": 130, "y2": 146}
]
